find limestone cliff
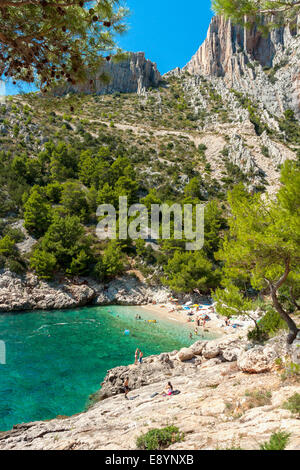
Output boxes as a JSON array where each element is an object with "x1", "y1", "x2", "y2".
[
  {"x1": 0, "y1": 270, "x2": 171, "y2": 313},
  {"x1": 54, "y1": 52, "x2": 162, "y2": 96},
  {"x1": 184, "y1": 16, "x2": 300, "y2": 119}
]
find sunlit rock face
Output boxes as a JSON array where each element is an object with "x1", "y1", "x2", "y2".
[
  {"x1": 54, "y1": 52, "x2": 162, "y2": 96},
  {"x1": 184, "y1": 15, "x2": 300, "y2": 119}
]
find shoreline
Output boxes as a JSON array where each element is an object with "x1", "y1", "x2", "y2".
[
  {"x1": 139, "y1": 303, "x2": 225, "y2": 337},
  {"x1": 1, "y1": 330, "x2": 298, "y2": 449}
]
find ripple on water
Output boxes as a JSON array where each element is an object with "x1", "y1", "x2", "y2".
[{"x1": 0, "y1": 305, "x2": 216, "y2": 431}]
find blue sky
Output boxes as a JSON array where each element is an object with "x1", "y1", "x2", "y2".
[
  {"x1": 3, "y1": 0, "x2": 213, "y2": 95},
  {"x1": 118, "y1": 0, "x2": 213, "y2": 73}
]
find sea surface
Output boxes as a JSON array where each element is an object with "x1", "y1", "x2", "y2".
[{"x1": 0, "y1": 305, "x2": 216, "y2": 431}]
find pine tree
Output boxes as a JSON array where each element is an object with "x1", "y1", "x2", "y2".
[
  {"x1": 213, "y1": 0, "x2": 300, "y2": 30},
  {"x1": 214, "y1": 161, "x2": 300, "y2": 343},
  {"x1": 0, "y1": 1, "x2": 128, "y2": 88}
]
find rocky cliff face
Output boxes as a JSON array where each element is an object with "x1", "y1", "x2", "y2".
[
  {"x1": 0, "y1": 270, "x2": 171, "y2": 313},
  {"x1": 54, "y1": 52, "x2": 162, "y2": 96},
  {"x1": 184, "y1": 15, "x2": 300, "y2": 119}
]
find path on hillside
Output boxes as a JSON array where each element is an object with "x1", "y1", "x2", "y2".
[
  {"x1": 84, "y1": 118, "x2": 228, "y2": 181},
  {"x1": 46, "y1": 106, "x2": 293, "y2": 190}
]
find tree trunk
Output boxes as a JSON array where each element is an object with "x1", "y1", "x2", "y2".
[
  {"x1": 265, "y1": 258, "x2": 299, "y2": 344},
  {"x1": 271, "y1": 287, "x2": 299, "y2": 344}
]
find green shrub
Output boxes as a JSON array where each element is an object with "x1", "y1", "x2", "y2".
[
  {"x1": 3, "y1": 227, "x2": 25, "y2": 243},
  {"x1": 247, "y1": 328, "x2": 269, "y2": 342},
  {"x1": 248, "y1": 308, "x2": 287, "y2": 342},
  {"x1": 244, "y1": 389, "x2": 272, "y2": 408},
  {"x1": 0, "y1": 235, "x2": 16, "y2": 257},
  {"x1": 283, "y1": 393, "x2": 300, "y2": 417},
  {"x1": 30, "y1": 249, "x2": 57, "y2": 280},
  {"x1": 260, "y1": 308, "x2": 288, "y2": 332},
  {"x1": 136, "y1": 426, "x2": 184, "y2": 450},
  {"x1": 93, "y1": 242, "x2": 125, "y2": 281},
  {"x1": 260, "y1": 431, "x2": 290, "y2": 450},
  {"x1": 0, "y1": 254, "x2": 6, "y2": 269},
  {"x1": 281, "y1": 362, "x2": 300, "y2": 382},
  {"x1": 6, "y1": 259, "x2": 26, "y2": 275}
]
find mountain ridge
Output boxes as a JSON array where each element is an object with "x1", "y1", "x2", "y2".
[{"x1": 183, "y1": 15, "x2": 300, "y2": 120}]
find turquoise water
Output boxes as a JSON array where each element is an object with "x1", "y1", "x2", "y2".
[{"x1": 0, "y1": 305, "x2": 216, "y2": 432}]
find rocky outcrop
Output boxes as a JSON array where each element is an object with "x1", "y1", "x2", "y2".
[
  {"x1": 89, "y1": 333, "x2": 297, "y2": 406},
  {"x1": 0, "y1": 270, "x2": 171, "y2": 313},
  {"x1": 228, "y1": 134, "x2": 258, "y2": 174},
  {"x1": 53, "y1": 52, "x2": 162, "y2": 96},
  {"x1": 173, "y1": 332, "x2": 296, "y2": 373},
  {"x1": 260, "y1": 131, "x2": 295, "y2": 167},
  {"x1": 237, "y1": 346, "x2": 278, "y2": 374},
  {"x1": 177, "y1": 333, "x2": 248, "y2": 364},
  {"x1": 185, "y1": 16, "x2": 297, "y2": 77},
  {"x1": 1, "y1": 332, "x2": 299, "y2": 450},
  {"x1": 184, "y1": 15, "x2": 300, "y2": 119}
]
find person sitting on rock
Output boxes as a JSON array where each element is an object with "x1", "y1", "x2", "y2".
[{"x1": 162, "y1": 381, "x2": 173, "y2": 396}]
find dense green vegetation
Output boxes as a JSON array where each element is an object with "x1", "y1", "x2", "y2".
[
  {"x1": 214, "y1": 160, "x2": 300, "y2": 342},
  {"x1": 0, "y1": 84, "x2": 230, "y2": 288},
  {"x1": 0, "y1": 75, "x2": 299, "y2": 341}
]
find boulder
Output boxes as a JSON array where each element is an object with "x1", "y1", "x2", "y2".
[
  {"x1": 177, "y1": 347, "x2": 195, "y2": 362},
  {"x1": 201, "y1": 334, "x2": 248, "y2": 361},
  {"x1": 222, "y1": 346, "x2": 243, "y2": 362},
  {"x1": 189, "y1": 340, "x2": 207, "y2": 356},
  {"x1": 157, "y1": 353, "x2": 171, "y2": 363},
  {"x1": 202, "y1": 342, "x2": 220, "y2": 359},
  {"x1": 237, "y1": 345, "x2": 278, "y2": 373}
]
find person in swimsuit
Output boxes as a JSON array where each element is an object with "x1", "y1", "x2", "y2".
[
  {"x1": 139, "y1": 350, "x2": 143, "y2": 364},
  {"x1": 162, "y1": 381, "x2": 173, "y2": 396},
  {"x1": 134, "y1": 348, "x2": 139, "y2": 365},
  {"x1": 124, "y1": 377, "x2": 129, "y2": 399}
]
